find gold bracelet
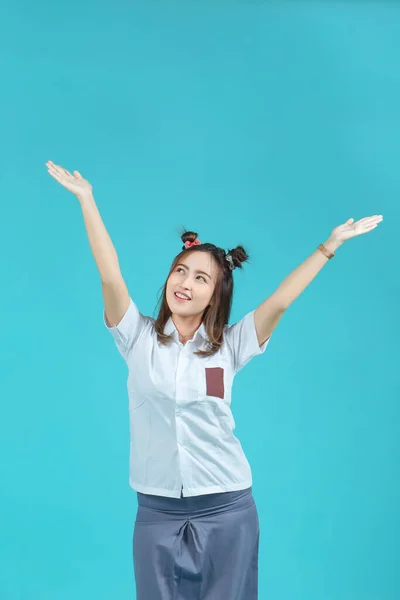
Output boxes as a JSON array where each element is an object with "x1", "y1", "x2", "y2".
[{"x1": 318, "y1": 243, "x2": 335, "y2": 259}]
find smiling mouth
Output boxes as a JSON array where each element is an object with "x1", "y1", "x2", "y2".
[{"x1": 175, "y1": 292, "x2": 191, "y2": 301}]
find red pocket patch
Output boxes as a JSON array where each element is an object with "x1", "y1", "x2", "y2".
[{"x1": 205, "y1": 367, "x2": 224, "y2": 399}]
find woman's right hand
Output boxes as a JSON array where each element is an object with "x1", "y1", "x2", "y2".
[{"x1": 46, "y1": 161, "x2": 93, "y2": 202}]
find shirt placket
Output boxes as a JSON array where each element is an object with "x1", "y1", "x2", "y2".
[{"x1": 175, "y1": 340, "x2": 194, "y2": 491}]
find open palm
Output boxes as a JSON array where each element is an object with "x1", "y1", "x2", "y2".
[
  {"x1": 331, "y1": 215, "x2": 383, "y2": 243},
  {"x1": 46, "y1": 161, "x2": 92, "y2": 199}
]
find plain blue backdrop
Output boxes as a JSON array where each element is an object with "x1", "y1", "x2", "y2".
[{"x1": 0, "y1": 1, "x2": 398, "y2": 599}]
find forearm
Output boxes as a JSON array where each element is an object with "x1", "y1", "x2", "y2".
[
  {"x1": 273, "y1": 237, "x2": 343, "y2": 309},
  {"x1": 79, "y1": 193, "x2": 121, "y2": 283}
]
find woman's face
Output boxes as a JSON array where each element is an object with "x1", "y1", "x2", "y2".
[{"x1": 166, "y1": 251, "x2": 218, "y2": 318}]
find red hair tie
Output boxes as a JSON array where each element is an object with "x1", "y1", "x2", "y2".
[{"x1": 184, "y1": 238, "x2": 201, "y2": 249}]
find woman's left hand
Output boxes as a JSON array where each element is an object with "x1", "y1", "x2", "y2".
[{"x1": 330, "y1": 214, "x2": 383, "y2": 244}]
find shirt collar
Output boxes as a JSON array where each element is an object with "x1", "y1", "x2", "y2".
[{"x1": 163, "y1": 316, "x2": 209, "y2": 343}]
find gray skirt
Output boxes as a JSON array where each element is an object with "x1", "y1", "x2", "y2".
[{"x1": 133, "y1": 486, "x2": 259, "y2": 600}]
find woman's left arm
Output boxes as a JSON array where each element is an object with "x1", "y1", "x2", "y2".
[{"x1": 254, "y1": 214, "x2": 384, "y2": 346}]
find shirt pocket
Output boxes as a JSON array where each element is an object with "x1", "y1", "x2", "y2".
[
  {"x1": 198, "y1": 361, "x2": 230, "y2": 403},
  {"x1": 205, "y1": 367, "x2": 224, "y2": 399}
]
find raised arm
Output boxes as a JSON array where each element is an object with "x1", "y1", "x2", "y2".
[
  {"x1": 46, "y1": 160, "x2": 129, "y2": 326},
  {"x1": 254, "y1": 215, "x2": 383, "y2": 346}
]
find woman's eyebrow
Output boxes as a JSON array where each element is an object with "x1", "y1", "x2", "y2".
[{"x1": 177, "y1": 263, "x2": 211, "y2": 279}]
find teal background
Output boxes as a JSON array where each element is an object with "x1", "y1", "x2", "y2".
[{"x1": 0, "y1": 1, "x2": 398, "y2": 599}]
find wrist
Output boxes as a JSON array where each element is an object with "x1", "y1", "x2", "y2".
[
  {"x1": 323, "y1": 236, "x2": 343, "y2": 254},
  {"x1": 77, "y1": 191, "x2": 94, "y2": 206}
]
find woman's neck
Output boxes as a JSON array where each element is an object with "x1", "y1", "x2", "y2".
[{"x1": 172, "y1": 313, "x2": 202, "y2": 342}]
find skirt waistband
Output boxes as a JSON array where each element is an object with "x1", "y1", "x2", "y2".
[{"x1": 136, "y1": 486, "x2": 253, "y2": 518}]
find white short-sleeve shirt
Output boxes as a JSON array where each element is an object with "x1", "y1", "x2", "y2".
[{"x1": 104, "y1": 297, "x2": 272, "y2": 498}]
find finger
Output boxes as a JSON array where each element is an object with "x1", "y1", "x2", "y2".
[
  {"x1": 48, "y1": 163, "x2": 67, "y2": 177},
  {"x1": 47, "y1": 167, "x2": 63, "y2": 180},
  {"x1": 47, "y1": 167, "x2": 67, "y2": 183},
  {"x1": 47, "y1": 161, "x2": 74, "y2": 180},
  {"x1": 47, "y1": 164, "x2": 64, "y2": 178},
  {"x1": 47, "y1": 169, "x2": 63, "y2": 183},
  {"x1": 359, "y1": 215, "x2": 383, "y2": 225},
  {"x1": 355, "y1": 217, "x2": 370, "y2": 226},
  {"x1": 47, "y1": 163, "x2": 58, "y2": 175},
  {"x1": 47, "y1": 163, "x2": 62, "y2": 177},
  {"x1": 51, "y1": 163, "x2": 68, "y2": 177},
  {"x1": 364, "y1": 217, "x2": 383, "y2": 227},
  {"x1": 361, "y1": 223, "x2": 379, "y2": 233}
]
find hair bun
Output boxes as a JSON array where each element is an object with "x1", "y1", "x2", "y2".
[
  {"x1": 181, "y1": 230, "x2": 199, "y2": 250},
  {"x1": 226, "y1": 245, "x2": 249, "y2": 270}
]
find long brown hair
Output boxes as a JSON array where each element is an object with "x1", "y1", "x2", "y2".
[{"x1": 153, "y1": 230, "x2": 250, "y2": 357}]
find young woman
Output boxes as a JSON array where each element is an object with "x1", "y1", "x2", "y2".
[{"x1": 46, "y1": 160, "x2": 383, "y2": 599}]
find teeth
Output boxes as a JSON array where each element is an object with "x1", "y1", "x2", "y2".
[{"x1": 176, "y1": 293, "x2": 190, "y2": 300}]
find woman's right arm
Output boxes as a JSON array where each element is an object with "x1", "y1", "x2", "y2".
[
  {"x1": 46, "y1": 161, "x2": 130, "y2": 326},
  {"x1": 80, "y1": 194, "x2": 130, "y2": 326}
]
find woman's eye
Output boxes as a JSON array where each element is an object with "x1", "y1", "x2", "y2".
[{"x1": 176, "y1": 268, "x2": 205, "y2": 282}]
